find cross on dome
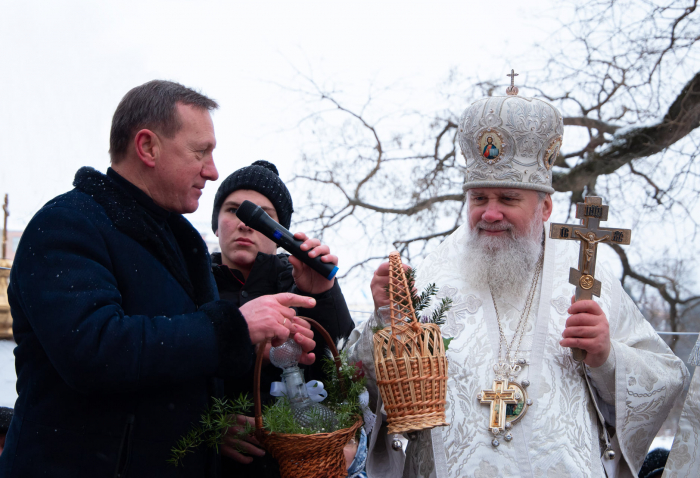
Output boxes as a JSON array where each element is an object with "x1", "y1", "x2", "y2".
[{"x1": 506, "y1": 69, "x2": 519, "y2": 96}]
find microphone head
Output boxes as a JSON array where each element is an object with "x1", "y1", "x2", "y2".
[{"x1": 235, "y1": 200, "x2": 261, "y2": 226}]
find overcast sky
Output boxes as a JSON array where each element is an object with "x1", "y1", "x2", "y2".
[
  {"x1": 0, "y1": 0, "x2": 565, "y2": 306},
  {"x1": 0, "y1": 0, "x2": 553, "y2": 225}
]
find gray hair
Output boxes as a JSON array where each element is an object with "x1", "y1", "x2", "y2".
[{"x1": 109, "y1": 80, "x2": 218, "y2": 163}]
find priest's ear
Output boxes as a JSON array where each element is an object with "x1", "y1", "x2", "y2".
[{"x1": 540, "y1": 193, "x2": 553, "y2": 222}]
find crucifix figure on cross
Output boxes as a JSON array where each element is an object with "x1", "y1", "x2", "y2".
[{"x1": 549, "y1": 196, "x2": 632, "y2": 362}]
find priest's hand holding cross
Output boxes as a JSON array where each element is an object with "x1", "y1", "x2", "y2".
[
  {"x1": 560, "y1": 297, "x2": 611, "y2": 368},
  {"x1": 550, "y1": 196, "x2": 631, "y2": 363}
]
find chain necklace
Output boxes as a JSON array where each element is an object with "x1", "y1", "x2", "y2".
[
  {"x1": 477, "y1": 247, "x2": 544, "y2": 447},
  {"x1": 491, "y1": 249, "x2": 544, "y2": 375}
]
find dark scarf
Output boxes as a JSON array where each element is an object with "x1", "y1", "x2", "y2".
[{"x1": 72, "y1": 166, "x2": 215, "y2": 306}]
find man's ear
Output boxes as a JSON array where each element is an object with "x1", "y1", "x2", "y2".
[
  {"x1": 542, "y1": 193, "x2": 553, "y2": 222},
  {"x1": 134, "y1": 129, "x2": 159, "y2": 168}
]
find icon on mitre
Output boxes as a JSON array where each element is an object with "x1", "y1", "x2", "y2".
[
  {"x1": 477, "y1": 130, "x2": 505, "y2": 164},
  {"x1": 483, "y1": 136, "x2": 499, "y2": 159}
]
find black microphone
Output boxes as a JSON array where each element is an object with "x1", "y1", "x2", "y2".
[{"x1": 235, "y1": 200, "x2": 339, "y2": 281}]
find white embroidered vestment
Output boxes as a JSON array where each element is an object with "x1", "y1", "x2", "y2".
[
  {"x1": 662, "y1": 354, "x2": 699, "y2": 477},
  {"x1": 350, "y1": 223, "x2": 688, "y2": 478}
]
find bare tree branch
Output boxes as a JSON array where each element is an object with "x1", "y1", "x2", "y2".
[
  {"x1": 553, "y1": 71, "x2": 700, "y2": 193},
  {"x1": 290, "y1": 0, "x2": 700, "y2": 333},
  {"x1": 347, "y1": 194, "x2": 464, "y2": 216},
  {"x1": 393, "y1": 226, "x2": 461, "y2": 248},
  {"x1": 609, "y1": 242, "x2": 700, "y2": 335},
  {"x1": 563, "y1": 116, "x2": 621, "y2": 134}
]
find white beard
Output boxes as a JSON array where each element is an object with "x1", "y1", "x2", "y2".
[{"x1": 462, "y1": 208, "x2": 545, "y2": 303}]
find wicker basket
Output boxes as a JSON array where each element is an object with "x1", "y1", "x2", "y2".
[
  {"x1": 373, "y1": 251, "x2": 448, "y2": 435},
  {"x1": 253, "y1": 317, "x2": 363, "y2": 478}
]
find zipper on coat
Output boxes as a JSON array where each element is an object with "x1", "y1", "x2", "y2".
[{"x1": 115, "y1": 414, "x2": 135, "y2": 478}]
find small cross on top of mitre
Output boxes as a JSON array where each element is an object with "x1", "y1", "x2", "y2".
[{"x1": 506, "y1": 69, "x2": 519, "y2": 96}]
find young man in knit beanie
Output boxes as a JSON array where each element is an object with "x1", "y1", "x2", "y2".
[{"x1": 211, "y1": 160, "x2": 356, "y2": 477}]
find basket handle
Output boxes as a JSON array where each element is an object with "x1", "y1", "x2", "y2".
[
  {"x1": 387, "y1": 252, "x2": 423, "y2": 355},
  {"x1": 253, "y1": 316, "x2": 344, "y2": 433}
]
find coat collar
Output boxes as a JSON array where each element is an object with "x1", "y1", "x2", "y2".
[{"x1": 73, "y1": 166, "x2": 216, "y2": 306}]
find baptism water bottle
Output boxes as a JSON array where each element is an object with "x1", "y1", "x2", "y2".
[{"x1": 269, "y1": 338, "x2": 338, "y2": 431}]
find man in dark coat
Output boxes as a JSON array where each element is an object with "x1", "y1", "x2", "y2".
[
  {"x1": 0, "y1": 80, "x2": 318, "y2": 477},
  {"x1": 209, "y1": 161, "x2": 355, "y2": 476}
]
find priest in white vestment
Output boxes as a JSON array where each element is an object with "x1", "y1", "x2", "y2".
[{"x1": 347, "y1": 86, "x2": 688, "y2": 478}]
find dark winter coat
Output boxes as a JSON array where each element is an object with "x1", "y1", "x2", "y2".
[
  {"x1": 211, "y1": 252, "x2": 354, "y2": 478},
  {"x1": 0, "y1": 167, "x2": 254, "y2": 477}
]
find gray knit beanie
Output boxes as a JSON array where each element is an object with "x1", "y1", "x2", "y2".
[{"x1": 211, "y1": 160, "x2": 293, "y2": 232}]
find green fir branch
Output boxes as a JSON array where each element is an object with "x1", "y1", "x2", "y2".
[
  {"x1": 263, "y1": 397, "x2": 305, "y2": 435},
  {"x1": 169, "y1": 394, "x2": 253, "y2": 467},
  {"x1": 372, "y1": 261, "x2": 454, "y2": 353},
  {"x1": 170, "y1": 352, "x2": 368, "y2": 466},
  {"x1": 427, "y1": 297, "x2": 453, "y2": 326},
  {"x1": 415, "y1": 283, "x2": 438, "y2": 312},
  {"x1": 376, "y1": 263, "x2": 453, "y2": 331},
  {"x1": 263, "y1": 351, "x2": 365, "y2": 435}
]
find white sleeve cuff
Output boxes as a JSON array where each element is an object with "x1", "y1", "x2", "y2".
[{"x1": 587, "y1": 346, "x2": 616, "y2": 405}]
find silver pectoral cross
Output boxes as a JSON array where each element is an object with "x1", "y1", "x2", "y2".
[{"x1": 549, "y1": 196, "x2": 632, "y2": 362}]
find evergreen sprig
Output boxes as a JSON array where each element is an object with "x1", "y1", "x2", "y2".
[
  {"x1": 168, "y1": 395, "x2": 253, "y2": 467},
  {"x1": 321, "y1": 349, "x2": 366, "y2": 405},
  {"x1": 414, "y1": 283, "x2": 438, "y2": 313},
  {"x1": 262, "y1": 397, "x2": 305, "y2": 435},
  {"x1": 261, "y1": 350, "x2": 366, "y2": 435},
  {"x1": 380, "y1": 266, "x2": 450, "y2": 326},
  {"x1": 429, "y1": 297, "x2": 453, "y2": 326},
  {"x1": 377, "y1": 266, "x2": 453, "y2": 349},
  {"x1": 404, "y1": 267, "x2": 419, "y2": 311},
  {"x1": 169, "y1": 353, "x2": 367, "y2": 466}
]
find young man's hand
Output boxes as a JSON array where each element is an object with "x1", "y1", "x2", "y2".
[{"x1": 289, "y1": 232, "x2": 338, "y2": 295}]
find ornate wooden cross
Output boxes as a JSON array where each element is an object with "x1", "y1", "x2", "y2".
[
  {"x1": 549, "y1": 196, "x2": 631, "y2": 362},
  {"x1": 478, "y1": 379, "x2": 520, "y2": 432}
]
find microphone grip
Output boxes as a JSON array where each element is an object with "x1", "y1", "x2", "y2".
[{"x1": 236, "y1": 200, "x2": 339, "y2": 281}]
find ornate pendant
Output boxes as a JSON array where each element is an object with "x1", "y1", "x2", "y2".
[{"x1": 477, "y1": 377, "x2": 532, "y2": 446}]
